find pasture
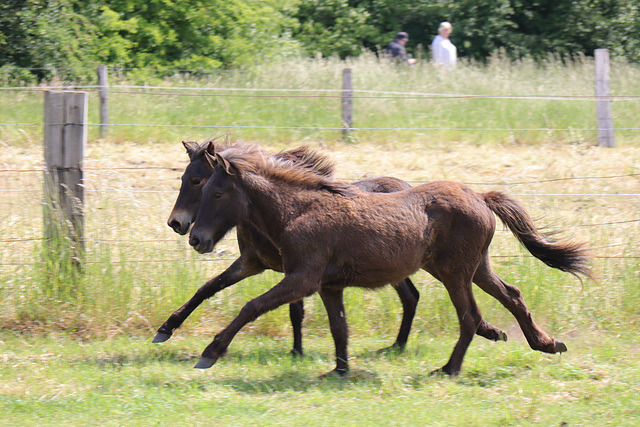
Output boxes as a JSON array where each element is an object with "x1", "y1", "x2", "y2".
[{"x1": 1, "y1": 56, "x2": 639, "y2": 424}]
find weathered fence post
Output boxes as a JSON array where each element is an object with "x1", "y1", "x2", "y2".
[
  {"x1": 594, "y1": 49, "x2": 615, "y2": 147},
  {"x1": 44, "y1": 90, "x2": 87, "y2": 263},
  {"x1": 97, "y1": 64, "x2": 108, "y2": 138},
  {"x1": 341, "y1": 68, "x2": 353, "y2": 138}
]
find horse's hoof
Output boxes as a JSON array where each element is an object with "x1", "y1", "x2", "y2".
[
  {"x1": 320, "y1": 368, "x2": 348, "y2": 378},
  {"x1": 498, "y1": 331, "x2": 508, "y2": 342},
  {"x1": 429, "y1": 368, "x2": 445, "y2": 377},
  {"x1": 429, "y1": 367, "x2": 457, "y2": 377},
  {"x1": 289, "y1": 348, "x2": 303, "y2": 357},
  {"x1": 194, "y1": 357, "x2": 218, "y2": 369},
  {"x1": 152, "y1": 332, "x2": 172, "y2": 343},
  {"x1": 555, "y1": 340, "x2": 568, "y2": 353},
  {"x1": 376, "y1": 344, "x2": 405, "y2": 355}
]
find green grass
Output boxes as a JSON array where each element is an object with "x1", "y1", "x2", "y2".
[
  {"x1": 1, "y1": 331, "x2": 638, "y2": 426},
  {"x1": 3, "y1": 53, "x2": 640, "y2": 146}
]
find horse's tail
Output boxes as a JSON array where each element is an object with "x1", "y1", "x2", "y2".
[{"x1": 483, "y1": 191, "x2": 594, "y2": 280}]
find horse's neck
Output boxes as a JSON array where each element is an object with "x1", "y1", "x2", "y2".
[{"x1": 243, "y1": 177, "x2": 306, "y2": 244}]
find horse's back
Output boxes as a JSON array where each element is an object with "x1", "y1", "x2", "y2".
[
  {"x1": 285, "y1": 179, "x2": 497, "y2": 286},
  {"x1": 353, "y1": 176, "x2": 411, "y2": 193}
]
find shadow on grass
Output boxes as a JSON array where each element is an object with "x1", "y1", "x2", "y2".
[
  {"x1": 69, "y1": 335, "x2": 520, "y2": 391},
  {"x1": 70, "y1": 346, "x2": 201, "y2": 369},
  {"x1": 219, "y1": 368, "x2": 382, "y2": 394}
]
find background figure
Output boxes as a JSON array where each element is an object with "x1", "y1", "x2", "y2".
[
  {"x1": 431, "y1": 22, "x2": 457, "y2": 69},
  {"x1": 386, "y1": 32, "x2": 417, "y2": 64}
]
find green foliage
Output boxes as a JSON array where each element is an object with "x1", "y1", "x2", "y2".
[
  {"x1": 0, "y1": 0, "x2": 301, "y2": 82},
  {"x1": 92, "y1": 0, "x2": 300, "y2": 70},
  {"x1": 292, "y1": 0, "x2": 379, "y2": 58},
  {"x1": 0, "y1": 0, "x2": 100, "y2": 81},
  {"x1": 293, "y1": 0, "x2": 640, "y2": 63},
  {"x1": 607, "y1": 0, "x2": 640, "y2": 61},
  {"x1": 3, "y1": 0, "x2": 640, "y2": 82}
]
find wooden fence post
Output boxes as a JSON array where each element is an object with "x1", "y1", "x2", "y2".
[
  {"x1": 342, "y1": 68, "x2": 353, "y2": 138},
  {"x1": 98, "y1": 64, "x2": 108, "y2": 138},
  {"x1": 594, "y1": 49, "x2": 615, "y2": 147},
  {"x1": 44, "y1": 90, "x2": 88, "y2": 261}
]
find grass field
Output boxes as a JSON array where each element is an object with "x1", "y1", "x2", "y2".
[
  {"x1": 1, "y1": 331, "x2": 639, "y2": 426},
  {"x1": 1, "y1": 56, "x2": 640, "y2": 425}
]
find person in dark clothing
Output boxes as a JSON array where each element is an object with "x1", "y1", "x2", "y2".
[{"x1": 385, "y1": 32, "x2": 416, "y2": 64}]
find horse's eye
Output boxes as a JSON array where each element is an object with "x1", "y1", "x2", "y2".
[
  {"x1": 191, "y1": 177, "x2": 202, "y2": 186},
  {"x1": 214, "y1": 192, "x2": 223, "y2": 199}
]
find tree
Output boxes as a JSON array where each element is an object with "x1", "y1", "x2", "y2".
[
  {"x1": 293, "y1": 0, "x2": 378, "y2": 58},
  {"x1": 1, "y1": 0, "x2": 302, "y2": 81},
  {"x1": 0, "y1": 0, "x2": 100, "y2": 81},
  {"x1": 2, "y1": 0, "x2": 640, "y2": 83},
  {"x1": 89, "y1": 0, "x2": 301, "y2": 70}
]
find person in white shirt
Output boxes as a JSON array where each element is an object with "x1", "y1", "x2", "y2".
[{"x1": 431, "y1": 21, "x2": 457, "y2": 69}]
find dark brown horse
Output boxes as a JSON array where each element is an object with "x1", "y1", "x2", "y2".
[
  {"x1": 187, "y1": 143, "x2": 593, "y2": 376},
  {"x1": 157, "y1": 141, "x2": 504, "y2": 355}
]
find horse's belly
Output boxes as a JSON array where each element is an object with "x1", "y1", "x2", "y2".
[{"x1": 322, "y1": 247, "x2": 423, "y2": 288}]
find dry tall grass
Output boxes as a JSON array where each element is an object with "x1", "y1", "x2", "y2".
[{"x1": 1, "y1": 138, "x2": 638, "y2": 341}]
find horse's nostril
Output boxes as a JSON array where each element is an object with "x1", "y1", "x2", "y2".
[
  {"x1": 189, "y1": 236, "x2": 200, "y2": 247},
  {"x1": 169, "y1": 220, "x2": 181, "y2": 231}
]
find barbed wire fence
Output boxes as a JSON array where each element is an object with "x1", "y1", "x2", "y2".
[
  {"x1": 1, "y1": 167, "x2": 639, "y2": 268},
  {"x1": 1, "y1": 61, "x2": 639, "y2": 271}
]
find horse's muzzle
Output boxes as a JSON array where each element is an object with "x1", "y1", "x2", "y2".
[
  {"x1": 168, "y1": 218, "x2": 190, "y2": 235},
  {"x1": 167, "y1": 210, "x2": 193, "y2": 235},
  {"x1": 189, "y1": 233, "x2": 213, "y2": 254}
]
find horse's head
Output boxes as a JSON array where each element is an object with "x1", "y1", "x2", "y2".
[
  {"x1": 168, "y1": 139, "x2": 329, "y2": 236},
  {"x1": 189, "y1": 148, "x2": 250, "y2": 254},
  {"x1": 167, "y1": 140, "x2": 216, "y2": 235}
]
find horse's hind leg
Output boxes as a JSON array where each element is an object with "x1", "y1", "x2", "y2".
[
  {"x1": 153, "y1": 257, "x2": 264, "y2": 343},
  {"x1": 437, "y1": 273, "x2": 483, "y2": 376},
  {"x1": 289, "y1": 300, "x2": 304, "y2": 356},
  {"x1": 476, "y1": 319, "x2": 508, "y2": 342},
  {"x1": 377, "y1": 278, "x2": 419, "y2": 353},
  {"x1": 318, "y1": 288, "x2": 349, "y2": 376},
  {"x1": 425, "y1": 263, "x2": 507, "y2": 342},
  {"x1": 473, "y1": 254, "x2": 567, "y2": 354}
]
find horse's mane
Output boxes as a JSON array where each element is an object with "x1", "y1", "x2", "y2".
[
  {"x1": 185, "y1": 139, "x2": 334, "y2": 179},
  {"x1": 274, "y1": 146, "x2": 335, "y2": 179},
  {"x1": 217, "y1": 143, "x2": 356, "y2": 197}
]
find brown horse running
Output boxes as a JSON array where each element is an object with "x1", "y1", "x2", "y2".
[
  {"x1": 156, "y1": 140, "x2": 508, "y2": 355},
  {"x1": 188, "y1": 143, "x2": 592, "y2": 376}
]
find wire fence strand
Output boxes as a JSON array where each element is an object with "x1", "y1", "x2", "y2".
[
  {"x1": 3, "y1": 84, "x2": 640, "y2": 101},
  {"x1": 2, "y1": 82, "x2": 638, "y2": 272},
  {"x1": 3, "y1": 122, "x2": 640, "y2": 132}
]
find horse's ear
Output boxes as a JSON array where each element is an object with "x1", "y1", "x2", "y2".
[
  {"x1": 203, "y1": 151, "x2": 218, "y2": 169},
  {"x1": 215, "y1": 152, "x2": 234, "y2": 175},
  {"x1": 182, "y1": 141, "x2": 198, "y2": 158},
  {"x1": 205, "y1": 140, "x2": 216, "y2": 156},
  {"x1": 203, "y1": 151, "x2": 234, "y2": 175}
]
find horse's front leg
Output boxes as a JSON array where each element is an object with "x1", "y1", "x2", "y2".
[
  {"x1": 153, "y1": 257, "x2": 264, "y2": 343},
  {"x1": 318, "y1": 288, "x2": 349, "y2": 376},
  {"x1": 289, "y1": 300, "x2": 305, "y2": 356},
  {"x1": 195, "y1": 272, "x2": 321, "y2": 369}
]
